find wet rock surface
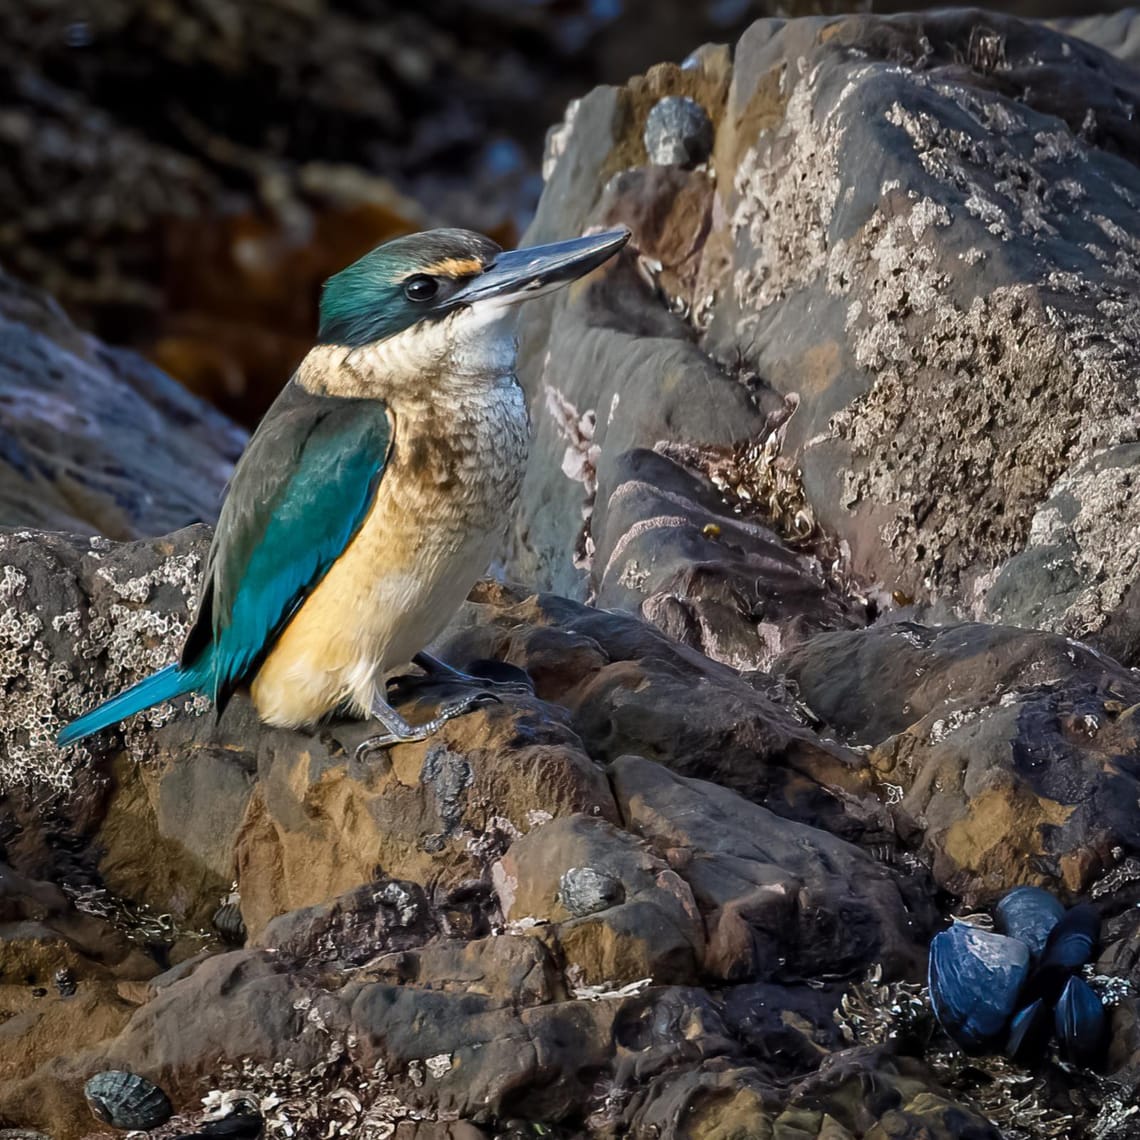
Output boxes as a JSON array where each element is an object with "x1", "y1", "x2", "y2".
[{"x1": 2, "y1": 7, "x2": 1140, "y2": 1140}]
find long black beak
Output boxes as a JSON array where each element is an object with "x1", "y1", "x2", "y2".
[{"x1": 453, "y1": 227, "x2": 630, "y2": 306}]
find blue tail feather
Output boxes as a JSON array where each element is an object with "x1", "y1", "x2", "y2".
[{"x1": 56, "y1": 664, "x2": 200, "y2": 747}]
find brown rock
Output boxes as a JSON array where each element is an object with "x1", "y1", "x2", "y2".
[
  {"x1": 609, "y1": 756, "x2": 930, "y2": 982},
  {"x1": 494, "y1": 815, "x2": 704, "y2": 987},
  {"x1": 232, "y1": 692, "x2": 616, "y2": 940},
  {"x1": 443, "y1": 591, "x2": 886, "y2": 843},
  {"x1": 779, "y1": 622, "x2": 1140, "y2": 901}
]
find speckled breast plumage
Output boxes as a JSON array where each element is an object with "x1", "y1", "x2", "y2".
[{"x1": 250, "y1": 363, "x2": 529, "y2": 728}]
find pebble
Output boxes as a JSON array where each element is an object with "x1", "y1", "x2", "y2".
[{"x1": 644, "y1": 96, "x2": 713, "y2": 167}]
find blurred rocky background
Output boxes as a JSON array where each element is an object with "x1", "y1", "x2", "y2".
[
  {"x1": 0, "y1": 0, "x2": 1134, "y2": 428},
  {"x1": 4, "y1": 2, "x2": 1140, "y2": 1139}
]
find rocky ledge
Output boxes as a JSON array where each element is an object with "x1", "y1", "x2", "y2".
[{"x1": 2, "y1": 8, "x2": 1140, "y2": 1140}]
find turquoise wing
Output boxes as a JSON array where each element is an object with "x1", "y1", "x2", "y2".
[{"x1": 181, "y1": 381, "x2": 393, "y2": 707}]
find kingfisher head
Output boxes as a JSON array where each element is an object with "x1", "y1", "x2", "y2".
[{"x1": 317, "y1": 226, "x2": 630, "y2": 350}]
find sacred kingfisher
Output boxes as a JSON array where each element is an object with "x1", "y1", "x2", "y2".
[{"x1": 58, "y1": 225, "x2": 630, "y2": 752}]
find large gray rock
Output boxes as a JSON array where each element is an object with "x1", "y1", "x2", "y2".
[{"x1": 516, "y1": 9, "x2": 1140, "y2": 667}]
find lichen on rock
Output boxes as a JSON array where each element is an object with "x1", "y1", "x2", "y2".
[
  {"x1": 0, "y1": 527, "x2": 208, "y2": 794},
  {"x1": 724, "y1": 25, "x2": 1140, "y2": 613}
]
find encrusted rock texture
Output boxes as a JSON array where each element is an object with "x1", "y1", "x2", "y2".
[{"x1": 2, "y1": 8, "x2": 1140, "y2": 1140}]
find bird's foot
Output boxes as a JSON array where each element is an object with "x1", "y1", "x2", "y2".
[
  {"x1": 355, "y1": 691, "x2": 500, "y2": 762},
  {"x1": 412, "y1": 651, "x2": 534, "y2": 695}
]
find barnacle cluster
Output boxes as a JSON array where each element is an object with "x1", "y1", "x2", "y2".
[
  {"x1": 0, "y1": 556, "x2": 77, "y2": 791},
  {"x1": 833, "y1": 964, "x2": 931, "y2": 1048},
  {"x1": 199, "y1": 1054, "x2": 430, "y2": 1140},
  {"x1": 0, "y1": 532, "x2": 206, "y2": 795},
  {"x1": 706, "y1": 427, "x2": 817, "y2": 545},
  {"x1": 85, "y1": 550, "x2": 206, "y2": 750},
  {"x1": 63, "y1": 881, "x2": 211, "y2": 947}
]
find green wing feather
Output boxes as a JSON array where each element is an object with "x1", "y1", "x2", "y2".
[{"x1": 182, "y1": 380, "x2": 393, "y2": 707}]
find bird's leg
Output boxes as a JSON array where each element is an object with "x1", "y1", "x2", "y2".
[
  {"x1": 412, "y1": 651, "x2": 534, "y2": 694},
  {"x1": 355, "y1": 689, "x2": 500, "y2": 760}
]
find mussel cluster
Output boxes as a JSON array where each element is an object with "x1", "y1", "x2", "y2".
[{"x1": 928, "y1": 887, "x2": 1106, "y2": 1065}]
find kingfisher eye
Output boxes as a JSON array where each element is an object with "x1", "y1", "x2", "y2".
[{"x1": 404, "y1": 275, "x2": 439, "y2": 302}]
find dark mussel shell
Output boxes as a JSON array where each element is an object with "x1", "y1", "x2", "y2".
[
  {"x1": 1055, "y1": 975, "x2": 1107, "y2": 1067},
  {"x1": 174, "y1": 1118, "x2": 264, "y2": 1140},
  {"x1": 212, "y1": 901, "x2": 247, "y2": 946},
  {"x1": 85, "y1": 1070, "x2": 173, "y2": 1130},
  {"x1": 929, "y1": 922, "x2": 1030, "y2": 1052},
  {"x1": 1006, "y1": 998, "x2": 1052, "y2": 1063},
  {"x1": 200, "y1": 1113, "x2": 264, "y2": 1139},
  {"x1": 1040, "y1": 904, "x2": 1099, "y2": 972},
  {"x1": 994, "y1": 886, "x2": 1065, "y2": 959}
]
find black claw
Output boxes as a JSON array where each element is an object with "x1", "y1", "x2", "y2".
[
  {"x1": 437, "y1": 691, "x2": 500, "y2": 721},
  {"x1": 464, "y1": 658, "x2": 536, "y2": 692}
]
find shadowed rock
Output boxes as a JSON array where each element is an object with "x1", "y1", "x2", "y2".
[
  {"x1": 0, "y1": 270, "x2": 243, "y2": 538},
  {"x1": 778, "y1": 622, "x2": 1140, "y2": 901}
]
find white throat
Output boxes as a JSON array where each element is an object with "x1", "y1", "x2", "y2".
[{"x1": 331, "y1": 301, "x2": 521, "y2": 401}]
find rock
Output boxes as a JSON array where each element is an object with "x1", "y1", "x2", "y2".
[
  {"x1": 608, "y1": 756, "x2": 931, "y2": 983},
  {"x1": 494, "y1": 815, "x2": 705, "y2": 987},
  {"x1": 0, "y1": 864, "x2": 157, "y2": 1085},
  {"x1": 0, "y1": 270, "x2": 243, "y2": 537},
  {"x1": 442, "y1": 588, "x2": 885, "y2": 843},
  {"x1": 1056, "y1": 10, "x2": 1140, "y2": 68},
  {"x1": 644, "y1": 96, "x2": 714, "y2": 167},
  {"x1": 622, "y1": 1052, "x2": 1003, "y2": 1140},
  {"x1": 592, "y1": 447, "x2": 862, "y2": 671},
  {"x1": 0, "y1": 525, "x2": 617, "y2": 933},
  {"x1": 0, "y1": 519, "x2": 993, "y2": 1140},
  {"x1": 230, "y1": 694, "x2": 616, "y2": 940},
  {"x1": 257, "y1": 880, "x2": 439, "y2": 966},
  {"x1": 778, "y1": 621, "x2": 1140, "y2": 901},
  {"x1": 362, "y1": 928, "x2": 560, "y2": 1008},
  {"x1": 516, "y1": 9, "x2": 1140, "y2": 669},
  {"x1": 515, "y1": 50, "x2": 828, "y2": 672},
  {"x1": 983, "y1": 442, "x2": 1140, "y2": 667}
]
